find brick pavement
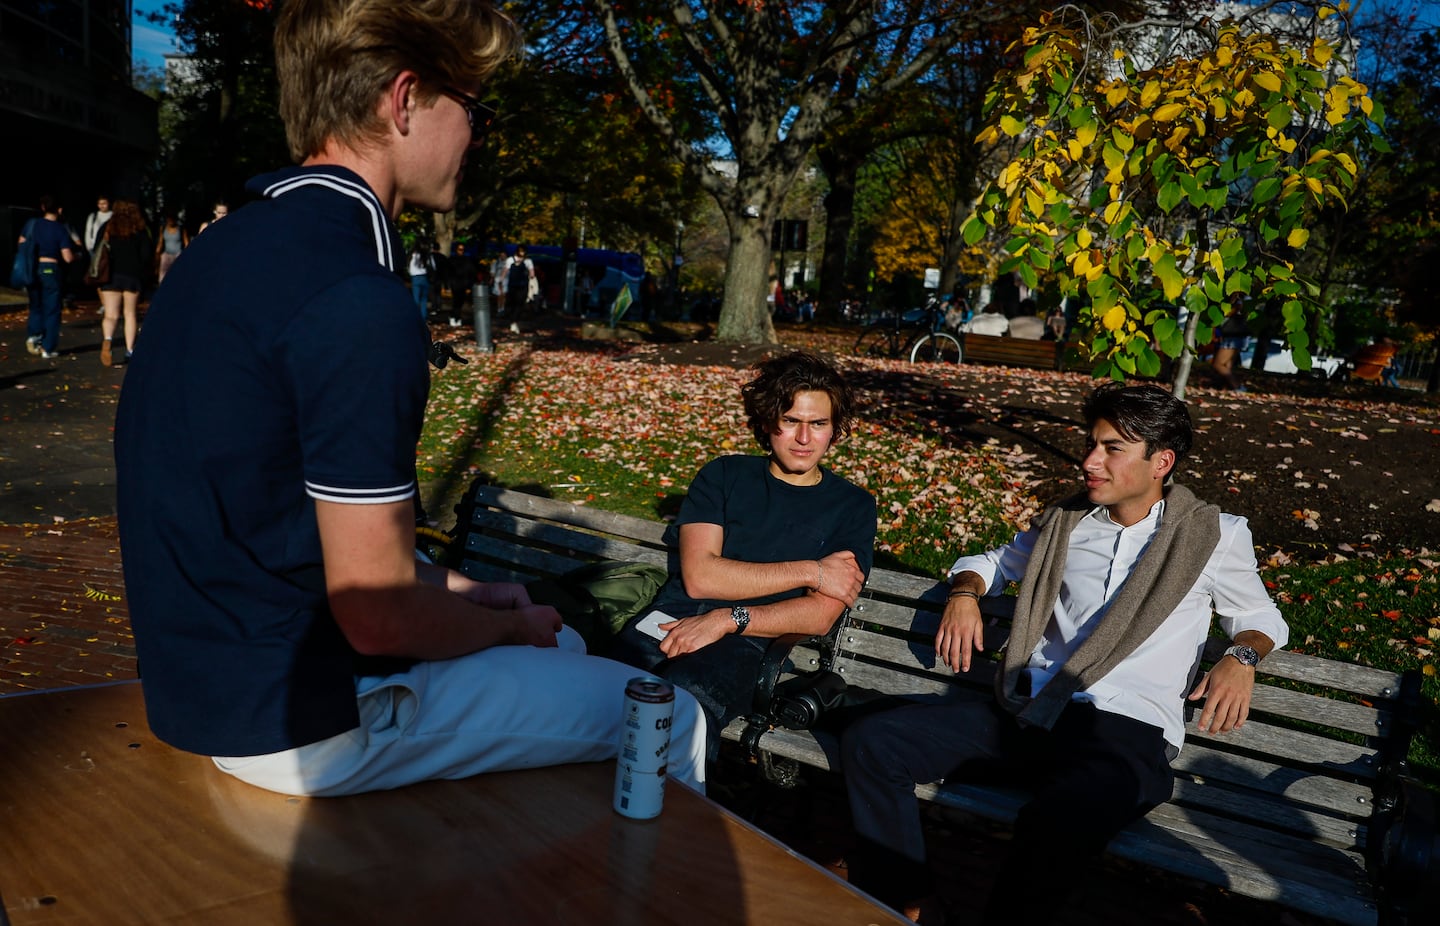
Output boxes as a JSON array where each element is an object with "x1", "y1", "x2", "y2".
[{"x1": 0, "y1": 517, "x2": 136, "y2": 693}]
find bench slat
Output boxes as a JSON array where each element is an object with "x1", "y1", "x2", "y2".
[
  {"x1": 463, "y1": 533, "x2": 591, "y2": 580},
  {"x1": 473, "y1": 485, "x2": 670, "y2": 545},
  {"x1": 1167, "y1": 778, "x2": 1365, "y2": 848},
  {"x1": 465, "y1": 509, "x2": 669, "y2": 568},
  {"x1": 1105, "y1": 814, "x2": 1377, "y2": 926},
  {"x1": 1173, "y1": 744, "x2": 1376, "y2": 818}
]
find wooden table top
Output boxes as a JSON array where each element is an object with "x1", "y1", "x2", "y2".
[{"x1": 0, "y1": 681, "x2": 904, "y2": 925}]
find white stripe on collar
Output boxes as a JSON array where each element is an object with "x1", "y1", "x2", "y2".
[{"x1": 262, "y1": 173, "x2": 394, "y2": 270}]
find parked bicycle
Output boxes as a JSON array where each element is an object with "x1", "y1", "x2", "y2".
[{"x1": 852, "y1": 297, "x2": 961, "y2": 363}]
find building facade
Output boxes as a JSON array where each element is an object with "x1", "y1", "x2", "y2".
[{"x1": 1, "y1": 0, "x2": 158, "y2": 256}]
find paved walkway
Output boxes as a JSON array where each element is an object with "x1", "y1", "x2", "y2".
[
  {"x1": 2, "y1": 297, "x2": 134, "y2": 693},
  {"x1": 0, "y1": 518, "x2": 135, "y2": 691}
]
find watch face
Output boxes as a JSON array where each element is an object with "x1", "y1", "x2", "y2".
[{"x1": 1228, "y1": 645, "x2": 1260, "y2": 666}]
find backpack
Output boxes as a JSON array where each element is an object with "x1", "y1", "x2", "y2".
[
  {"x1": 9, "y1": 219, "x2": 37, "y2": 289},
  {"x1": 507, "y1": 257, "x2": 529, "y2": 290},
  {"x1": 525, "y1": 560, "x2": 668, "y2": 657}
]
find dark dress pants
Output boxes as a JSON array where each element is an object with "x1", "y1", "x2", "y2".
[
  {"x1": 609, "y1": 617, "x2": 768, "y2": 761},
  {"x1": 841, "y1": 698, "x2": 1174, "y2": 922}
]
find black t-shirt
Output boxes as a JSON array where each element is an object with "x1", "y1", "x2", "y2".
[{"x1": 651, "y1": 454, "x2": 877, "y2": 616}]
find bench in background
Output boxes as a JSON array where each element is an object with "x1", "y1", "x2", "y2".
[
  {"x1": 1343, "y1": 344, "x2": 1399, "y2": 384},
  {"x1": 456, "y1": 483, "x2": 1440, "y2": 926},
  {"x1": 959, "y1": 332, "x2": 1065, "y2": 370}
]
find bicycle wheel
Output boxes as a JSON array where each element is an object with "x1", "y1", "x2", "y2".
[
  {"x1": 910, "y1": 332, "x2": 962, "y2": 364},
  {"x1": 853, "y1": 328, "x2": 893, "y2": 358}
]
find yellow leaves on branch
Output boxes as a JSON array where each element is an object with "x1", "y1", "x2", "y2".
[
  {"x1": 1251, "y1": 70, "x2": 1283, "y2": 94},
  {"x1": 1152, "y1": 101, "x2": 1186, "y2": 122}
]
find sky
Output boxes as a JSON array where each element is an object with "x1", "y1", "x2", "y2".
[
  {"x1": 132, "y1": 1, "x2": 181, "y2": 71},
  {"x1": 127, "y1": 0, "x2": 1440, "y2": 74}
]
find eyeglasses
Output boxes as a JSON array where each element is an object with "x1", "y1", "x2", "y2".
[{"x1": 438, "y1": 86, "x2": 499, "y2": 147}]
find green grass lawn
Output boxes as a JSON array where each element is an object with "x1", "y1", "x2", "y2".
[{"x1": 416, "y1": 335, "x2": 1440, "y2": 779}]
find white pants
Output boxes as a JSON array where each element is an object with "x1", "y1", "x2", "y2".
[{"x1": 213, "y1": 627, "x2": 707, "y2": 796}]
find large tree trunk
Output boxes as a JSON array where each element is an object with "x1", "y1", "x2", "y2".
[
  {"x1": 432, "y1": 211, "x2": 456, "y2": 257},
  {"x1": 716, "y1": 218, "x2": 779, "y2": 344},
  {"x1": 816, "y1": 146, "x2": 861, "y2": 324}
]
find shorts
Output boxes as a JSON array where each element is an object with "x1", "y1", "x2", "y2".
[
  {"x1": 1219, "y1": 336, "x2": 1246, "y2": 351},
  {"x1": 101, "y1": 273, "x2": 142, "y2": 294}
]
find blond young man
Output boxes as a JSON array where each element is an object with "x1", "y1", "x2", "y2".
[{"x1": 115, "y1": 0, "x2": 706, "y2": 797}]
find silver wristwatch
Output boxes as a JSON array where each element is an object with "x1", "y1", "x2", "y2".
[
  {"x1": 1223, "y1": 644, "x2": 1261, "y2": 668},
  {"x1": 730, "y1": 605, "x2": 751, "y2": 634}
]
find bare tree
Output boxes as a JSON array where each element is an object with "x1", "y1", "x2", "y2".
[{"x1": 589, "y1": 1, "x2": 1052, "y2": 343}]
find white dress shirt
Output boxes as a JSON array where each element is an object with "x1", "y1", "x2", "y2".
[
  {"x1": 84, "y1": 210, "x2": 111, "y2": 252},
  {"x1": 950, "y1": 498, "x2": 1288, "y2": 751}
]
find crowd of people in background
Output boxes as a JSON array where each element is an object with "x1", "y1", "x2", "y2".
[
  {"x1": 14, "y1": 192, "x2": 1414, "y2": 392},
  {"x1": 10, "y1": 194, "x2": 235, "y2": 365}
]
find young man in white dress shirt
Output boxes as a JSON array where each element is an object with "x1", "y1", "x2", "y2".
[{"x1": 841, "y1": 382, "x2": 1287, "y2": 925}]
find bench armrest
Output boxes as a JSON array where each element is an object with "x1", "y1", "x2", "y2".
[{"x1": 1372, "y1": 776, "x2": 1440, "y2": 921}]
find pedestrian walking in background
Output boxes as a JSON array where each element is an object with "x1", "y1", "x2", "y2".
[
  {"x1": 84, "y1": 196, "x2": 112, "y2": 254},
  {"x1": 501, "y1": 244, "x2": 534, "y2": 317},
  {"x1": 446, "y1": 241, "x2": 479, "y2": 323},
  {"x1": 1212, "y1": 296, "x2": 1249, "y2": 392},
  {"x1": 97, "y1": 199, "x2": 152, "y2": 367},
  {"x1": 408, "y1": 238, "x2": 434, "y2": 321},
  {"x1": 19, "y1": 194, "x2": 75, "y2": 360},
  {"x1": 154, "y1": 211, "x2": 190, "y2": 284},
  {"x1": 197, "y1": 201, "x2": 228, "y2": 235}
]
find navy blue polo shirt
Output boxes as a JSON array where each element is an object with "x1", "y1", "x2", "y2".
[{"x1": 114, "y1": 165, "x2": 429, "y2": 757}]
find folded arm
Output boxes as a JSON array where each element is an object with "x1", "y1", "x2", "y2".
[
  {"x1": 658, "y1": 521, "x2": 862, "y2": 658},
  {"x1": 676, "y1": 522, "x2": 865, "y2": 606}
]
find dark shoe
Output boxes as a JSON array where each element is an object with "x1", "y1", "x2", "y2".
[{"x1": 100, "y1": 339, "x2": 112, "y2": 367}]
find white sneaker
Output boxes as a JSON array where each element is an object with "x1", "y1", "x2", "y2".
[
  {"x1": 40, "y1": 350, "x2": 60, "y2": 359},
  {"x1": 25, "y1": 336, "x2": 41, "y2": 356}
]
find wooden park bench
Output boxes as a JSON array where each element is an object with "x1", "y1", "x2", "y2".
[
  {"x1": 455, "y1": 483, "x2": 1440, "y2": 926},
  {"x1": 1342, "y1": 343, "x2": 1399, "y2": 384},
  {"x1": 959, "y1": 332, "x2": 1065, "y2": 371}
]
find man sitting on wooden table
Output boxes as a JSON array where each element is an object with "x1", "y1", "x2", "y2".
[
  {"x1": 114, "y1": 0, "x2": 706, "y2": 797},
  {"x1": 841, "y1": 383, "x2": 1287, "y2": 924}
]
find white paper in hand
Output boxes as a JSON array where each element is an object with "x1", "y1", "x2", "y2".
[{"x1": 635, "y1": 609, "x2": 675, "y2": 641}]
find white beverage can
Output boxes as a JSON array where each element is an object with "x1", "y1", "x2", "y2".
[{"x1": 614, "y1": 676, "x2": 674, "y2": 820}]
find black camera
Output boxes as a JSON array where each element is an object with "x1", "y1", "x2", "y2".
[{"x1": 768, "y1": 670, "x2": 847, "y2": 730}]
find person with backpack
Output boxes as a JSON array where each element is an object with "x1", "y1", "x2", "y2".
[
  {"x1": 407, "y1": 238, "x2": 435, "y2": 321},
  {"x1": 19, "y1": 195, "x2": 76, "y2": 360},
  {"x1": 501, "y1": 244, "x2": 534, "y2": 317}
]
